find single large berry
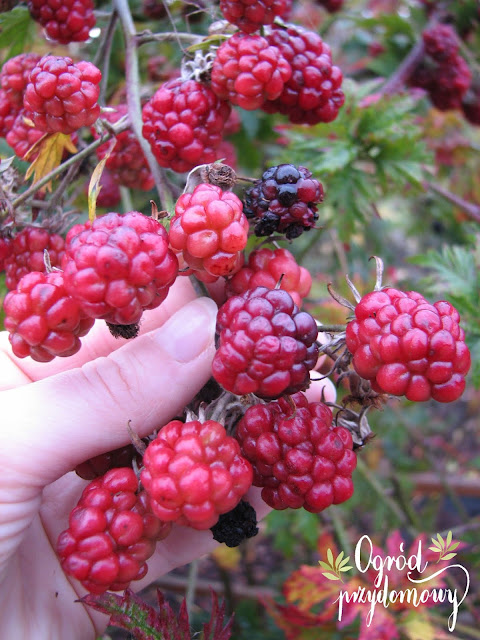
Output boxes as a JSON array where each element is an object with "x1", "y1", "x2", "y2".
[
  {"x1": 142, "y1": 79, "x2": 231, "y2": 173},
  {"x1": 236, "y1": 392, "x2": 356, "y2": 511},
  {"x1": 3, "y1": 226, "x2": 65, "y2": 291},
  {"x1": 226, "y1": 247, "x2": 312, "y2": 307},
  {"x1": 212, "y1": 286, "x2": 319, "y2": 398},
  {"x1": 3, "y1": 270, "x2": 94, "y2": 362},
  {"x1": 219, "y1": 0, "x2": 292, "y2": 34},
  {"x1": 57, "y1": 468, "x2": 171, "y2": 594},
  {"x1": 0, "y1": 89, "x2": 19, "y2": 138},
  {"x1": 244, "y1": 164, "x2": 324, "y2": 239},
  {"x1": 0, "y1": 53, "x2": 41, "y2": 106},
  {"x1": 62, "y1": 212, "x2": 178, "y2": 325},
  {"x1": 262, "y1": 25, "x2": 344, "y2": 124},
  {"x1": 23, "y1": 55, "x2": 101, "y2": 134},
  {"x1": 140, "y1": 419, "x2": 253, "y2": 530},
  {"x1": 28, "y1": 0, "x2": 96, "y2": 44},
  {"x1": 210, "y1": 33, "x2": 292, "y2": 111},
  {"x1": 169, "y1": 183, "x2": 248, "y2": 279},
  {"x1": 6, "y1": 109, "x2": 44, "y2": 160},
  {"x1": 345, "y1": 288, "x2": 471, "y2": 403},
  {"x1": 94, "y1": 105, "x2": 154, "y2": 191}
]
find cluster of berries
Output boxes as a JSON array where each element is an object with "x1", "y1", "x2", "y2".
[
  {"x1": 409, "y1": 24, "x2": 472, "y2": 115},
  {"x1": 27, "y1": 0, "x2": 96, "y2": 44}
]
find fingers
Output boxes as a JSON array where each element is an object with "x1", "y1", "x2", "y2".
[
  {"x1": 0, "y1": 296, "x2": 218, "y2": 487},
  {"x1": 0, "y1": 277, "x2": 197, "y2": 388}
]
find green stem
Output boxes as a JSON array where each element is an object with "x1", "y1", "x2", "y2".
[
  {"x1": 317, "y1": 324, "x2": 346, "y2": 333},
  {"x1": 329, "y1": 507, "x2": 354, "y2": 559},
  {"x1": 135, "y1": 30, "x2": 202, "y2": 46},
  {"x1": 114, "y1": 0, "x2": 174, "y2": 212},
  {"x1": 185, "y1": 559, "x2": 199, "y2": 616}
]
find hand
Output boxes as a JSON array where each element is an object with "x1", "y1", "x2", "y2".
[{"x1": 0, "y1": 277, "x2": 336, "y2": 639}]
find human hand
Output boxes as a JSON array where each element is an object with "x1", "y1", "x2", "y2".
[{"x1": 0, "y1": 277, "x2": 336, "y2": 639}]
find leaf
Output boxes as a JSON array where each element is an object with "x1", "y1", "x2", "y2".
[
  {"x1": 0, "y1": 156, "x2": 15, "y2": 173},
  {"x1": 446, "y1": 530, "x2": 452, "y2": 547},
  {"x1": 0, "y1": 6, "x2": 36, "y2": 59},
  {"x1": 335, "y1": 551, "x2": 345, "y2": 569},
  {"x1": 25, "y1": 133, "x2": 77, "y2": 192},
  {"x1": 339, "y1": 565, "x2": 353, "y2": 573},
  {"x1": 440, "y1": 553, "x2": 457, "y2": 561},
  {"x1": 327, "y1": 548, "x2": 335, "y2": 567},
  {"x1": 202, "y1": 590, "x2": 234, "y2": 640},
  {"x1": 88, "y1": 138, "x2": 116, "y2": 222},
  {"x1": 319, "y1": 572, "x2": 341, "y2": 581}
]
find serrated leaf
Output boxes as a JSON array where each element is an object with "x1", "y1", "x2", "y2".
[
  {"x1": 320, "y1": 572, "x2": 341, "y2": 581},
  {"x1": 0, "y1": 6, "x2": 36, "y2": 59},
  {"x1": 25, "y1": 133, "x2": 77, "y2": 192},
  {"x1": 202, "y1": 590, "x2": 234, "y2": 640},
  {"x1": 88, "y1": 138, "x2": 116, "y2": 222},
  {"x1": 440, "y1": 553, "x2": 457, "y2": 561}
]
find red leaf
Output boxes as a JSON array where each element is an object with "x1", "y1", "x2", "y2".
[{"x1": 202, "y1": 590, "x2": 234, "y2": 640}]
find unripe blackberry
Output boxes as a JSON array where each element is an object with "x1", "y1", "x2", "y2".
[
  {"x1": 3, "y1": 226, "x2": 65, "y2": 291},
  {"x1": 213, "y1": 286, "x2": 319, "y2": 398},
  {"x1": 0, "y1": 53, "x2": 41, "y2": 106},
  {"x1": 244, "y1": 164, "x2": 324, "y2": 239},
  {"x1": 28, "y1": 0, "x2": 96, "y2": 44},
  {"x1": 62, "y1": 212, "x2": 178, "y2": 325},
  {"x1": 219, "y1": 0, "x2": 292, "y2": 34},
  {"x1": 210, "y1": 33, "x2": 292, "y2": 111},
  {"x1": 23, "y1": 55, "x2": 102, "y2": 134},
  {"x1": 142, "y1": 79, "x2": 231, "y2": 173},
  {"x1": 226, "y1": 247, "x2": 312, "y2": 307},
  {"x1": 57, "y1": 468, "x2": 171, "y2": 594},
  {"x1": 4, "y1": 270, "x2": 94, "y2": 362},
  {"x1": 263, "y1": 25, "x2": 344, "y2": 124},
  {"x1": 94, "y1": 105, "x2": 154, "y2": 191},
  {"x1": 6, "y1": 109, "x2": 44, "y2": 160},
  {"x1": 141, "y1": 419, "x2": 253, "y2": 530},
  {"x1": 169, "y1": 183, "x2": 248, "y2": 279},
  {"x1": 236, "y1": 392, "x2": 356, "y2": 511},
  {"x1": 0, "y1": 88, "x2": 19, "y2": 137},
  {"x1": 345, "y1": 288, "x2": 471, "y2": 403}
]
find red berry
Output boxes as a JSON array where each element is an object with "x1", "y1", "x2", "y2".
[
  {"x1": 62, "y1": 212, "x2": 178, "y2": 325},
  {"x1": 140, "y1": 420, "x2": 253, "y2": 530},
  {"x1": 0, "y1": 89, "x2": 20, "y2": 138},
  {"x1": 210, "y1": 33, "x2": 292, "y2": 111},
  {"x1": 23, "y1": 55, "x2": 102, "y2": 134},
  {"x1": 6, "y1": 109, "x2": 44, "y2": 160},
  {"x1": 142, "y1": 79, "x2": 231, "y2": 173},
  {"x1": 422, "y1": 24, "x2": 459, "y2": 63},
  {"x1": 236, "y1": 392, "x2": 356, "y2": 511},
  {"x1": 94, "y1": 105, "x2": 154, "y2": 191},
  {"x1": 315, "y1": 0, "x2": 344, "y2": 11},
  {"x1": 212, "y1": 286, "x2": 319, "y2": 398},
  {"x1": 91, "y1": 169, "x2": 122, "y2": 209},
  {"x1": 226, "y1": 247, "x2": 312, "y2": 307},
  {"x1": 0, "y1": 53, "x2": 41, "y2": 106},
  {"x1": 219, "y1": 0, "x2": 292, "y2": 34},
  {"x1": 461, "y1": 77, "x2": 480, "y2": 125},
  {"x1": 3, "y1": 226, "x2": 65, "y2": 291},
  {"x1": 244, "y1": 164, "x2": 324, "y2": 239},
  {"x1": 169, "y1": 183, "x2": 248, "y2": 279},
  {"x1": 262, "y1": 25, "x2": 344, "y2": 124},
  {"x1": 28, "y1": 0, "x2": 96, "y2": 44},
  {"x1": 142, "y1": 0, "x2": 167, "y2": 19},
  {"x1": 3, "y1": 270, "x2": 94, "y2": 362},
  {"x1": 345, "y1": 288, "x2": 471, "y2": 403},
  {"x1": 57, "y1": 467, "x2": 171, "y2": 594}
]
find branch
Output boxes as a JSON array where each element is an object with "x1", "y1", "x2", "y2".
[
  {"x1": 378, "y1": 39, "x2": 425, "y2": 97},
  {"x1": 424, "y1": 180, "x2": 480, "y2": 224},
  {"x1": 135, "y1": 29, "x2": 202, "y2": 46},
  {"x1": 113, "y1": 0, "x2": 174, "y2": 212}
]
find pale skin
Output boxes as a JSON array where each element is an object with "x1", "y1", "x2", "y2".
[{"x1": 0, "y1": 278, "x2": 336, "y2": 639}]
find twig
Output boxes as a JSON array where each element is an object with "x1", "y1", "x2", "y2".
[
  {"x1": 93, "y1": 10, "x2": 119, "y2": 105},
  {"x1": 185, "y1": 559, "x2": 199, "y2": 617},
  {"x1": 114, "y1": 0, "x2": 174, "y2": 212},
  {"x1": 135, "y1": 29, "x2": 202, "y2": 46},
  {"x1": 378, "y1": 38, "x2": 425, "y2": 97},
  {"x1": 424, "y1": 180, "x2": 480, "y2": 224}
]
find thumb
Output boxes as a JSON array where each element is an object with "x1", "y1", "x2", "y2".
[{"x1": 0, "y1": 297, "x2": 218, "y2": 487}]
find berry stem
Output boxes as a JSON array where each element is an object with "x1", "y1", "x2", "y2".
[
  {"x1": 114, "y1": 0, "x2": 174, "y2": 212},
  {"x1": 316, "y1": 324, "x2": 346, "y2": 333},
  {"x1": 135, "y1": 30, "x2": 203, "y2": 46},
  {"x1": 424, "y1": 180, "x2": 480, "y2": 224},
  {"x1": 378, "y1": 37, "x2": 425, "y2": 97}
]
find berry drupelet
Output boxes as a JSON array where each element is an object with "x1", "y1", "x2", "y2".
[
  {"x1": 236, "y1": 392, "x2": 356, "y2": 511},
  {"x1": 243, "y1": 164, "x2": 324, "y2": 239},
  {"x1": 28, "y1": 0, "x2": 96, "y2": 44},
  {"x1": 345, "y1": 288, "x2": 471, "y2": 403},
  {"x1": 219, "y1": 0, "x2": 292, "y2": 34},
  {"x1": 212, "y1": 286, "x2": 319, "y2": 398}
]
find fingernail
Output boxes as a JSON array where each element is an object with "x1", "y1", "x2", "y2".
[{"x1": 158, "y1": 297, "x2": 218, "y2": 363}]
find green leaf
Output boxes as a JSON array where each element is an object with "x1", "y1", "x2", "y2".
[
  {"x1": 440, "y1": 553, "x2": 457, "y2": 561},
  {"x1": 446, "y1": 530, "x2": 452, "y2": 547},
  {"x1": 0, "y1": 7, "x2": 36, "y2": 59},
  {"x1": 334, "y1": 551, "x2": 345, "y2": 570},
  {"x1": 339, "y1": 565, "x2": 353, "y2": 573},
  {"x1": 320, "y1": 572, "x2": 341, "y2": 581},
  {"x1": 327, "y1": 548, "x2": 335, "y2": 567},
  {"x1": 447, "y1": 541, "x2": 461, "y2": 551}
]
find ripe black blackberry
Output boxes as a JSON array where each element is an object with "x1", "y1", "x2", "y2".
[
  {"x1": 243, "y1": 164, "x2": 324, "y2": 239},
  {"x1": 210, "y1": 500, "x2": 259, "y2": 547}
]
